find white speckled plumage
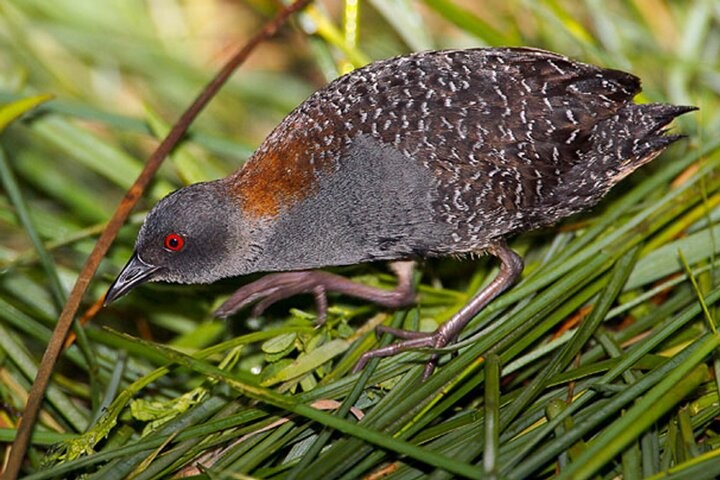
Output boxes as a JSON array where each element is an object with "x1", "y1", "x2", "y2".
[
  {"x1": 107, "y1": 47, "x2": 695, "y2": 377},
  {"x1": 236, "y1": 48, "x2": 692, "y2": 260}
]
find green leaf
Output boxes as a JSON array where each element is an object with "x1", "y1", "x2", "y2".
[
  {"x1": 626, "y1": 224, "x2": 720, "y2": 290},
  {"x1": 262, "y1": 338, "x2": 349, "y2": 385},
  {"x1": 558, "y1": 335, "x2": 718, "y2": 479},
  {"x1": 0, "y1": 93, "x2": 53, "y2": 132},
  {"x1": 262, "y1": 332, "x2": 297, "y2": 354}
]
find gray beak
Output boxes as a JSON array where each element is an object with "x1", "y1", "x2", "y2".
[{"x1": 104, "y1": 252, "x2": 161, "y2": 306}]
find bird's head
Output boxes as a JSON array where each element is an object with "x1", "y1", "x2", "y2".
[{"x1": 104, "y1": 180, "x2": 250, "y2": 305}]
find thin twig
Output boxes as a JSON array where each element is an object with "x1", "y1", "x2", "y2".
[{"x1": 1, "y1": 1, "x2": 313, "y2": 477}]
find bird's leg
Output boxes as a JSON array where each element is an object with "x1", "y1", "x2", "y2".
[
  {"x1": 354, "y1": 242, "x2": 523, "y2": 379},
  {"x1": 214, "y1": 261, "x2": 416, "y2": 325}
]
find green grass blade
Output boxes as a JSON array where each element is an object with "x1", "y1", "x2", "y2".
[{"x1": 557, "y1": 336, "x2": 717, "y2": 479}]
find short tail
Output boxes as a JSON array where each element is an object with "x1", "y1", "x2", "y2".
[
  {"x1": 586, "y1": 103, "x2": 696, "y2": 180},
  {"x1": 624, "y1": 104, "x2": 696, "y2": 162}
]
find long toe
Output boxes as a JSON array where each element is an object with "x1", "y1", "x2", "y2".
[{"x1": 353, "y1": 334, "x2": 438, "y2": 374}]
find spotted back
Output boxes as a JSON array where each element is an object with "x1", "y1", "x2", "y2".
[{"x1": 232, "y1": 48, "x2": 686, "y2": 255}]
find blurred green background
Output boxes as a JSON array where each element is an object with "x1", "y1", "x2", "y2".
[{"x1": 1, "y1": 1, "x2": 719, "y2": 479}]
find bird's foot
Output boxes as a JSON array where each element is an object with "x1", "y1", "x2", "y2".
[
  {"x1": 214, "y1": 261, "x2": 416, "y2": 325},
  {"x1": 214, "y1": 271, "x2": 332, "y2": 323},
  {"x1": 353, "y1": 326, "x2": 450, "y2": 379},
  {"x1": 353, "y1": 242, "x2": 524, "y2": 380}
]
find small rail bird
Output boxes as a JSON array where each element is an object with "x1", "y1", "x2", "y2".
[{"x1": 105, "y1": 47, "x2": 695, "y2": 378}]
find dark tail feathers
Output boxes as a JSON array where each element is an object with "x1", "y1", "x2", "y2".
[{"x1": 586, "y1": 103, "x2": 696, "y2": 176}]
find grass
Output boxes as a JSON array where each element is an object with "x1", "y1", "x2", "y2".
[{"x1": 1, "y1": 0, "x2": 719, "y2": 478}]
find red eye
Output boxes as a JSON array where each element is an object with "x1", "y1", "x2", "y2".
[{"x1": 164, "y1": 233, "x2": 185, "y2": 252}]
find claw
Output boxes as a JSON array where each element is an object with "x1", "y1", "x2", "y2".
[
  {"x1": 353, "y1": 242, "x2": 523, "y2": 380},
  {"x1": 249, "y1": 283, "x2": 306, "y2": 318},
  {"x1": 353, "y1": 335, "x2": 436, "y2": 375}
]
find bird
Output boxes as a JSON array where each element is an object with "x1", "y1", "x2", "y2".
[{"x1": 104, "y1": 47, "x2": 695, "y2": 378}]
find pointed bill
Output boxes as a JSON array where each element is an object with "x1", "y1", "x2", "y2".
[{"x1": 104, "y1": 252, "x2": 161, "y2": 305}]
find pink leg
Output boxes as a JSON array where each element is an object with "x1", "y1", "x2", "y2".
[
  {"x1": 354, "y1": 242, "x2": 523, "y2": 379},
  {"x1": 214, "y1": 261, "x2": 416, "y2": 325}
]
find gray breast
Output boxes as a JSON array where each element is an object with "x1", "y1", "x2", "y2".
[{"x1": 262, "y1": 135, "x2": 453, "y2": 269}]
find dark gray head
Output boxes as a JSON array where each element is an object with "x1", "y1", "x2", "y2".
[{"x1": 105, "y1": 180, "x2": 247, "y2": 304}]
